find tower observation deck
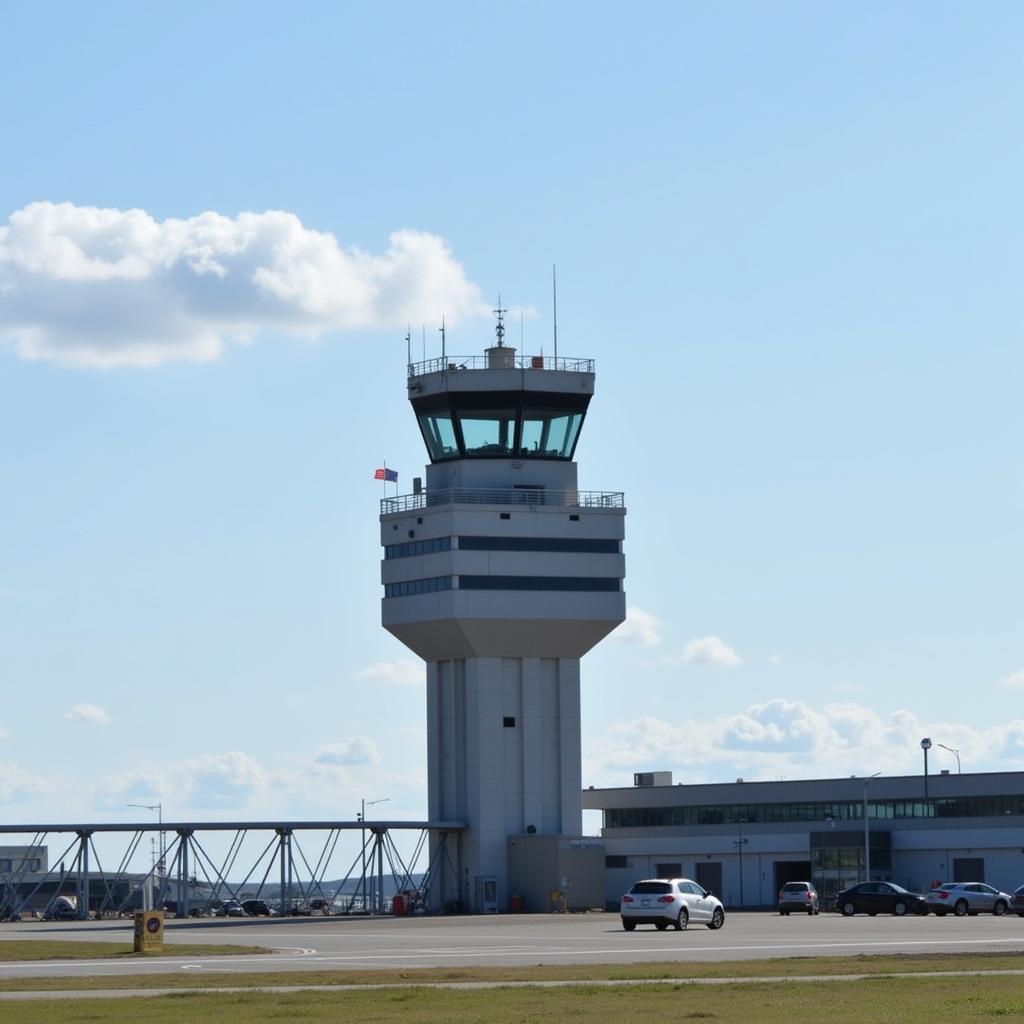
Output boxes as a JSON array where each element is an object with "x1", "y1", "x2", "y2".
[{"x1": 380, "y1": 323, "x2": 625, "y2": 911}]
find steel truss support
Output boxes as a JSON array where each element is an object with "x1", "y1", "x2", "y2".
[{"x1": 0, "y1": 820, "x2": 465, "y2": 920}]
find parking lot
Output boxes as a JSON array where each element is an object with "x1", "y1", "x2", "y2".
[{"x1": 2, "y1": 910, "x2": 1023, "y2": 978}]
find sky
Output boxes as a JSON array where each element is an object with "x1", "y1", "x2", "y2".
[{"x1": 1, "y1": 1, "x2": 1022, "y2": 857}]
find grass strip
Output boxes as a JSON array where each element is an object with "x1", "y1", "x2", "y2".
[
  {"x1": 3, "y1": 973, "x2": 1024, "y2": 1023},
  {"x1": 1, "y1": 951, "x2": 1023, "y2": 991},
  {"x1": 0, "y1": 941, "x2": 270, "y2": 962}
]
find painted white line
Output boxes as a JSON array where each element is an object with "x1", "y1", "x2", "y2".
[
  {"x1": 0, "y1": 949, "x2": 319, "y2": 973},
  {"x1": 228, "y1": 936, "x2": 1024, "y2": 965},
  {"x1": 1, "y1": 936, "x2": 1022, "y2": 972}
]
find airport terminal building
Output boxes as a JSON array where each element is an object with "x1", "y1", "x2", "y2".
[{"x1": 584, "y1": 769, "x2": 1024, "y2": 910}]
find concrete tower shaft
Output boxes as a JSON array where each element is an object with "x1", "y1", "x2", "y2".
[{"x1": 379, "y1": 340, "x2": 625, "y2": 910}]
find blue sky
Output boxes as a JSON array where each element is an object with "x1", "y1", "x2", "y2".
[{"x1": 1, "y1": 1, "x2": 1022, "y2": 847}]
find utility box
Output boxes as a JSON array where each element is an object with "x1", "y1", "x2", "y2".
[
  {"x1": 474, "y1": 876, "x2": 498, "y2": 913},
  {"x1": 133, "y1": 909, "x2": 164, "y2": 952},
  {"x1": 508, "y1": 835, "x2": 604, "y2": 913}
]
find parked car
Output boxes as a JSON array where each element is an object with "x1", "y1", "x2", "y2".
[
  {"x1": 211, "y1": 898, "x2": 247, "y2": 917},
  {"x1": 835, "y1": 882, "x2": 928, "y2": 916},
  {"x1": 42, "y1": 898, "x2": 78, "y2": 921},
  {"x1": 927, "y1": 882, "x2": 1012, "y2": 916},
  {"x1": 778, "y1": 881, "x2": 819, "y2": 916},
  {"x1": 1010, "y1": 885, "x2": 1024, "y2": 918},
  {"x1": 241, "y1": 899, "x2": 273, "y2": 917},
  {"x1": 620, "y1": 878, "x2": 725, "y2": 931}
]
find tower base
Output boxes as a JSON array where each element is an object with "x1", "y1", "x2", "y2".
[{"x1": 427, "y1": 656, "x2": 581, "y2": 910}]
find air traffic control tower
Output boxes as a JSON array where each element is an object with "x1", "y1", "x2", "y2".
[{"x1": 379, "y1": 310, "x2": 625, "y2": 911}]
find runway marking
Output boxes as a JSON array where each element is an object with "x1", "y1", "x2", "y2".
[
  {"x1": 242, "y1": 936, "x2": 1024, "y2": 964},
  {"x1": 1, "y1": 936, "x2": 1022, "y2": 973}
]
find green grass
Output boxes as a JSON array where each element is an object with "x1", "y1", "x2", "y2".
[
  {"x1": 3, "y1": 974, "x2": 1024, "y2": 1024},
  {"x1": 0, "y1": 951, "x2": 1023, "y2": 991},
  {"x1": 0, "y1": 940, "x2": 270, "y2": 962}
]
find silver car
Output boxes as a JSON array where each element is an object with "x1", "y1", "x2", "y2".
[
  {"x1": 927, "y1": 882, "x2": 1012, "y2": 916},
  {"x1": 778, "y1": 881, "x2": 819, "y2": 915},
  {"x1": 620, "y1": 878, "x2": 725, "y2": 931}
]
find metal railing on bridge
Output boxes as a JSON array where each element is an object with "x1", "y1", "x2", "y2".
[{"x1": 0, "y1": 819, "x2": 464, "y2": 922}]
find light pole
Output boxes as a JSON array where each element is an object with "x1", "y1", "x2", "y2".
[
  {"x1": 937, "y1": 743, "x2": 961, "y2": 774},
  {"x1": 360, "y1": 797, "x2": 389, "y2": 912},
  {"x1": 126, "y1": 802, "x2": 164, "y2": 876},
  {"x1": 862, "y1": 772, "x2": 881, "y2": 883},
  {"x1": 921, "y1": 738, "x2": 932, "y2": 800},
  {"x1": 733, "y1": 819, "x2": 748, "y2": 909},
  {"x1": 824, "y1": 815, "x2": 836, "y2": 911}
]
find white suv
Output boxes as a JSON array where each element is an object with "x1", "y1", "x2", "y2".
[{"x1": 620, "y1": 878, "x2": 725, "y2": 931}]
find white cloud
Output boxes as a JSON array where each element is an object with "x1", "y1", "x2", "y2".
[
  {"x1": 64, "y1": 702, "x2": 110, "y2": 724},
  {"x1": 682, "y1": 635, "x2": 742, "y2": 667},
  {"x1": 313, "y1": 738, "x2": 381, "y2": 767},
  {"x1": 102, "y1": 751, "x2": 268, "y2": 811},
  {"x1": 1000, "y1": 670, "x2": 1024, "y2": 689},
  {"x1": 180, "y1": 751, "x2": 268, "y2": 809},
  {"x1": 584, "y1": 698, "x2": 1024, "y2": 786},
  {"x1": 611, "y1": 606, "x2": 662, "y2": 647},
  {"x1": 355, "y1": 659, "x2": 424, "y2": 686},
  {"x1": 3, "y1": 741, "x2": 427, "y2": 823},
  {"x1": 0, "y1": 201, "x2": 488, "y2": 367},
  {"x1": 0, "y1": 762, "x2": 83, "y2": 805}
]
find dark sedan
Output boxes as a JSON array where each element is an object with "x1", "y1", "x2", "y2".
[
  {"x1": 241, "y1": 898, "x2": 273, "y2": 917},
  {"x1": 836, "y1": 882, "x2": 929, "y2": 916},
  {"x1": 1011, "y1": 885, "x2": 1024, "y2": 918}
]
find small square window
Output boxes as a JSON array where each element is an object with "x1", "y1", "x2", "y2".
[
  {"x1": 569, "y1": 514, "x2": 579, "y2": 522},
  {"x1": 500, "y1": 513, "x2": 511, "y2": 520},
  {"x1": 417, "y1": 517, "x2": 423, "y2": 524},
  {"x1": 503, "y1": 716, "x2": 516, "y2": 728},
  {"x1": 408, "y1": 530, "x2": 415, "y2": 538}
]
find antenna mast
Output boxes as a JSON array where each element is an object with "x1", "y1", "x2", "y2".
[
  {"x1": 493, "y1": 294, "x2": 507, "y2": 347},
  {"x1": 439, "y1": 317, "x2": 446, "y2": 365},
  {"x1": 552, "y1": 265, "x2": 558, "y2": 363}
]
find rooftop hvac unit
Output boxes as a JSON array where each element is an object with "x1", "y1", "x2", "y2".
[{"x1": 633, "y1": 771, "x2": 673, "y2": 788}]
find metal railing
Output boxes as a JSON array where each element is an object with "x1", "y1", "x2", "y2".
[
  {"x1": 408, "y1": 355, "x2": 594, "y2": 377},
  {"x1": 381, "y1": 488, "x2": 625, "y2": 515}
]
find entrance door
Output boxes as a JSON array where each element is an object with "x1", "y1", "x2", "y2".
[
  {"x1": 775, "y1": 861, "x2": 812, "y2": 891},
  {"x1": 696, "y1": 862, "x2": 722, "y2": 898},
  {"x1": 953, "y1": 858, "x2": 984, "y2": 882}
]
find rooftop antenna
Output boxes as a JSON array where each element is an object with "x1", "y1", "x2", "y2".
[
  {"x1": 493, "y1": 294, "x2": 507, "y2": 347},
  {"x1": 405, "y1": 326, "x2": 411, "y2": 371},
  {"x1": 439, "y1": 316, "x2": 446, "y2": 365},
  {"x1": 552, "y1": 265, "x2": 558, "y2": 363}
]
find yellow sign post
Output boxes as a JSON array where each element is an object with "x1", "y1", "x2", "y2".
[{"x1": 133, "y1": 909, "x2": 165, "y2": 953}]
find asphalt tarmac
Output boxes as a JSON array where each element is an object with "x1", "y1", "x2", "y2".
[{"x1": 2, "y1": 910, "x2": 1023, "y2": 979}]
